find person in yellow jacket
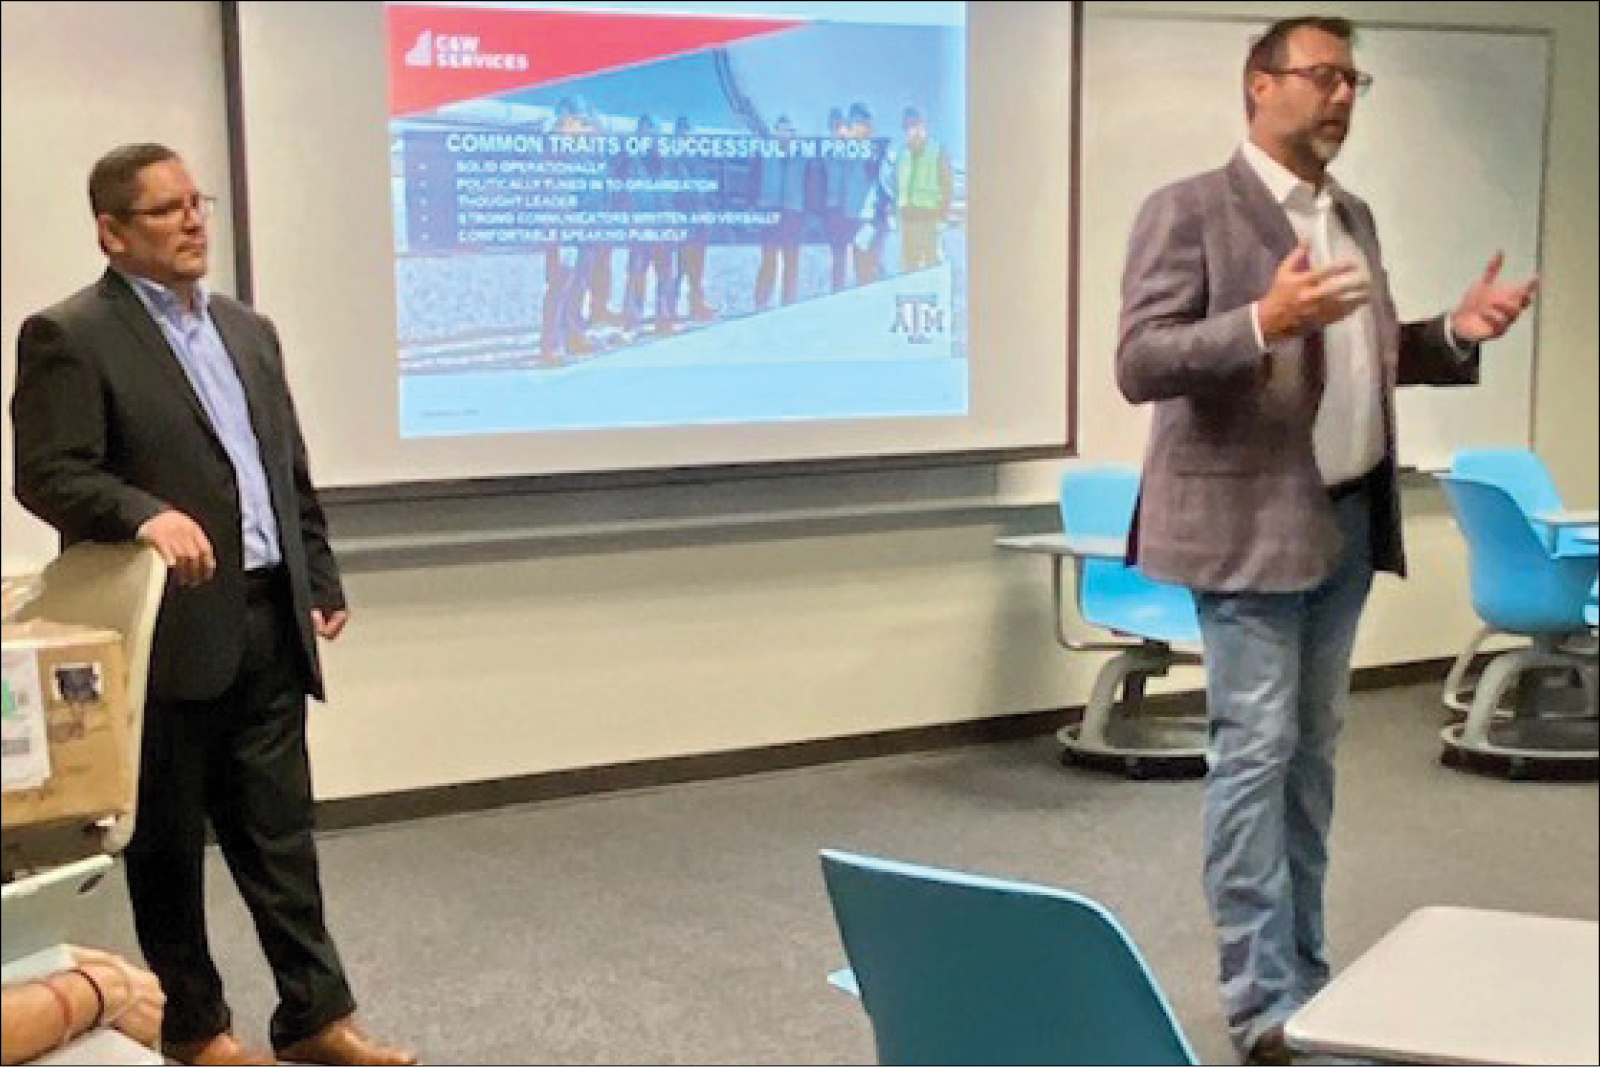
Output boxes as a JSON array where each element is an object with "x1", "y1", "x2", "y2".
[{"x1": 895, "y1": 106, "x2": 953, "y2": 272}]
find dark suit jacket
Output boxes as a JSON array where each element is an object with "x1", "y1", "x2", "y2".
[
  {"x1": 1116, "y1": 151, "x2": 1479, "y2": 593},
  {"x1": 11, "y1": 269, "x2": 343, "y2": 703}
]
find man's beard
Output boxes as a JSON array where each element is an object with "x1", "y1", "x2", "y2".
[
  {"x1": 1290, "y1": 126, "x2": 1344, "y2": 167},
  {"x1": 1309, "y1": 134, "x2": 1344, "y2": 164}
]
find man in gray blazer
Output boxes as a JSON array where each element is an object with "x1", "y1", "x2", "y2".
[
  {"x1": 1116, "y1": 17, "x2": 1536, "y2": 1064},
  {"x1": 11, "y1": 144, "x2": 414, "y2": 1067}
]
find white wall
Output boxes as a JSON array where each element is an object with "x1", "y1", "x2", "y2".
[
  {"x1": 1, "y1": 1, "x2": 236, "y2": 572},
  {"x1": 3, "y1": 2, "x2": 1595, "y2": 802},
  {"x1": 310, "y1": 0, "x2": 1595, "y2": 802}
]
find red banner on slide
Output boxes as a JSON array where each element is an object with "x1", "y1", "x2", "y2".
[{"x1": 388, "y1": 5, "x2": 804, "y2": 117}]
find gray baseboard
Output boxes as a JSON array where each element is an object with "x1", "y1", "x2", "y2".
[{"x1": 314, "y1": 656, "x2": 1460, "y2": 832}]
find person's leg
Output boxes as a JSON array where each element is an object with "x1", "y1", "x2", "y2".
[
  {"x1": 1287, "y1": 489, "x2": 1375, "y2": 1002},
  {"x1": 559, "y1": 247, "x2": 595, "y2": 353},
  {"x1": 900, "y1": 213, "x2": 919, "y2": 271},
  {"x1": 827, "y1": 213, "x2": 852, "y2": 290},
  {"x1": 779, "y1": 236, "x2": 800, "y2": 306},
  {"x1": 853, "y1": 239, "x2": 878, "y2": 285},
  {"x1": 683, "y1": 240, "x2": 712, "y2": 316},
  {"x1": 622, "y1": 245, "x2": 649, "y2": 330},
  {"x1": 754, "y1": 238, "x2": 779, "y2": 310},
  {"x1": 652, "y1": 246, "x2": 678, "y2": 329},
  {"x1": 546, "y1": 246, "x2": 585, "y2": 358},
  {"x1": 124, "y1": 700, "x2": 232, "y2": 1045},
  {"x1": 1195, "y1": 588, "x2": 1307, "y2": 1055},
  {"x1": 911, "y1": 216, "x2": 939, "y2": 270},
  {"x1": 207, "y1": 573, "x2": 355, "y2": 1050},
  {"x1": 868, "y1": 215, "x2": 890, "y2": 277},
  {"x1": 589, "y1": 244, "x2": 617, "y2": 324},
  {"x1": 540, "y1": 248, "x2": 565, "y2": 359}
]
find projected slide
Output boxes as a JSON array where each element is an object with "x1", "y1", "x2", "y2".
[{"x1": 387, "y1": 1, "x2": 966, "y2": 438}]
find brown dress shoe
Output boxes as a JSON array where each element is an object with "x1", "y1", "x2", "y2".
[
  {"x1": 164, "y1": 1032, "x2": 278, "y2": 1065},
  {"x1": 277, "y1": 1016, "x2": 417, "y2": 1066},
  {"x1": 1244, "y1": 1024, "x2": 1295, "y2": 1066}
]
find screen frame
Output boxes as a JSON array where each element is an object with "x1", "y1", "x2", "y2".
[{"x1": 219, "y1": 0, "x2": 1080, "y2": 504}]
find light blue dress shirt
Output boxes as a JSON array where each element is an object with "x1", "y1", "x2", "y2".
[{"x1": 123, "y1": 273, "x2": 282, "y2": 569}]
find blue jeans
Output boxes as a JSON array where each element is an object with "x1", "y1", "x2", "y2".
[{"x1": 1194, "y1": 489, "x2": 1375, "y2": 1053}]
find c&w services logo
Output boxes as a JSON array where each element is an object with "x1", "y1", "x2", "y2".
[{"x1": 402, "y1": 30, "x2": 530, "y2": 71}]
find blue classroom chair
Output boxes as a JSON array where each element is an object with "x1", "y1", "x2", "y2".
[
  {"x1": 820, "y1": 849, "x2": 1199, "y2": 1065},
  {"x1": 1055, "y1": 466, "x2": 1204, "y2": 776},
  {"x1": 1436, "y1": 473, "x2": 1597, "y2": 772}
]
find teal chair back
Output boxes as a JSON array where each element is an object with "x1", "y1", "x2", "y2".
[
  {"x1": 1438, "y1": 474, "x2": 1597, "y2": 635},
  {"x1": 1060, "y1": 466, "x2": 1198, "y2": 643},
  {"x1": 820, "y1": 849, "x2": 1199, "y2": 1065},
  {"x1": 1450, "y1": 448, "x2": 1562, "y2": 518}
]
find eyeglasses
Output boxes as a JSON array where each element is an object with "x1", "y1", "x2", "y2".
[
  {"x1": 1268, "y1": 64, "x2": 1373, "y2": 95},
  {"x1": 116, "y1": 193, "x2": 217, "y2": 222}
]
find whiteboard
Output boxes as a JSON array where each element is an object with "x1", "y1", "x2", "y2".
[{"x1": 1079, "y1": 13, "x2": 1548, "y2": 472}]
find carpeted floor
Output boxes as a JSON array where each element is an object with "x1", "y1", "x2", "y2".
[{"x1": 81, "y1": 682, "x2": 1598, "y2": 1065}]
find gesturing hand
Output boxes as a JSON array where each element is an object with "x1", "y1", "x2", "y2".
[
  {"x1": 1451, "y1": 252, "x2": 1538, "y2": 344},
  {"x1": 136, "y1": 509, "x2": 214, "y2": 586},
  {"x1": 1257, "y1": 240, "x2": 1371, "y2": 345}
]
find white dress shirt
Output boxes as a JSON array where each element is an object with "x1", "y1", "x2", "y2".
[{"x1": 1241, "y1": 141, "x2": 1385, "y2": 487}]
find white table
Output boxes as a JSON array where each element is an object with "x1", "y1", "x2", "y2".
[
  {"x1": 1286, "y1": 906, "x2": 1599, "y2": 1065},
  {"x1": 1537, "y1": 507, "x2": 1599, "y2": 527},
  {"x1": 1529, "y1": 510, "x2": 1598, "y2": 558},
  {"x1": 993, "y1": 532, "x2": 1129, "y2": 561}
]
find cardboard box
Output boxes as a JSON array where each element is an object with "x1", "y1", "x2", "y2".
[{"x1": 1, "y1": 620, "x2": 132, "y2": 832}]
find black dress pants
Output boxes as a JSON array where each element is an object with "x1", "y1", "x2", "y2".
[{"x1": 124, "y1": 568, "x2": 355, "y2": 1048}]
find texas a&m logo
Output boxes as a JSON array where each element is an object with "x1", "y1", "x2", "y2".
[{"x1": 890, "y1": 294, "x2": 946, "y2": 345}]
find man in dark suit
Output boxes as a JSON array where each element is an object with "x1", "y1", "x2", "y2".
[
  {"x1": 11, "y1": 144, "x2": 415, "y2": 1067},
  {"x1": 1115, "y1": 18, "x2": 1536, "y2": 1065}
]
